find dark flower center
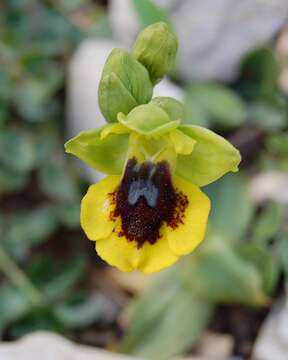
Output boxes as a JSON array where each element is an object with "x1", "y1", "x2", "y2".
[{"x1": 110, "y1": 158, "x2": 188, "y2": 248}]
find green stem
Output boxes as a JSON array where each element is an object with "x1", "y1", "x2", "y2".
[{"x1": 0, "y1": 246, "x2": 45, "y2": 308}]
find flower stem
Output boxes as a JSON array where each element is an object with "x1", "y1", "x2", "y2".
[{"x1": 0, "y1": 245, "x2": 45, "y2": 308}]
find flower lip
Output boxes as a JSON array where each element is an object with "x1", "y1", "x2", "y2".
[
  {"x1": 128, "y1": 176, "x2": 159, "y2": 208},
  {"x1": 110, "y1": 158, "x2": 189, "y2": 248}
]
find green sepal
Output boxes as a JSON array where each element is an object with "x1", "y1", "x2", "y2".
[
  {"x1": 99, "y1": 49, "x2": 153, "y2": 122},
  {"x1": 64, "y1": 127, "x2": 129, "y2": 174},
  {"x1": 128, "y1": 133, "x2": 177, "y2": 170},
  {"x1": 118, "y1": 104, "x2": 180, "y2": 136},
  {"x1": 176, "y1": 125, "x2": 241, "y2": 186},
  {"x1": 150, "y1": 97, "x2": 184, "y2": 121},
  {"x1": 132, "y1": 22, "x2": 178, "y2": 84}
]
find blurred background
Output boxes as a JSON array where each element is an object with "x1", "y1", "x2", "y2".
[{"x1": 0, "y1": 1, "x2": 288, "y2": 359}]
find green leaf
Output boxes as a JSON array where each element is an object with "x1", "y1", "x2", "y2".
[
  {"x1": 275, "y1": 233, "x2": 288, "y2": 276},
  {"x1": 0, "y1": 284, "x2": 30, "y2": 333},
  {"x1": 26, "y1": 207, "x2": 57, "y2": 244},
  {"x1": 54, "y1": 294, "x2": 105, "y2": 329},
  {"x1": 51, "y1": 0, "x2": 84, "y2": 13},
  {"x1": 0, "y1": 70, "x2": 14, "y2": 101},
  {"x1": 43, "y1": 256, "x2": 86, "y2": 302},
  {"x1": 185, "y1": 83, "x2": 246, "y2": 128},
  {"x1": 27, "y1": 255, "x2": 57, "y2": 284},
  {"x1": 238, "y1": 244, "x2": 279, "y2": 294},
  {"x1": 239, "y1": 47, "x2": 280, "y2": 99},
  {"x1": 132, "y1": 0, "x2": 171, "y2": 28},
  {"x1": 10, "y1": 310, "x2": 63, "y2": 339},
  {"x1": 0, "y1": 103, "x2": 9, "y2": 126},
  {"x1": 206, "y1": 173, "x2": 254, "y2": 243},
  {"x1": 3, "y1": 207, "x2": 57, "y2": 260},
  {"x1": 121, "y1": 272, "x2": 212, "y2": 359},
  {"x1": 38, "y1": 158, "x2": 79, "y2": 201},
  {"x1": 27, "y1": 255, "x2": 84, "y2": 303},
  {"x1": 55, "y1": 202, "x2": 80, "y2": 228},
  {"x1": 183, "y1": 91, "x2": 210, "y2": 127},
  {"x1": 178, "y1": 237, "x2": 269, "y2": 306},
  {"x1": 252, "y1": 202, "x2": 283, "y2": 245},
  {"x1": 0, "y1": 128, "x2": 36, "y2": 173},
  {"x1": 20, "y1": 56, "x2": 63, "y2": 89},
  {"x1": 248, "y1": 102, "x2": 286, "y2": 130},
  {"x1": 176, "y1": 125, "x2": 241, "y2": 187},
  {"x1": 0, "y1": 165, "x2": 28, "y2": 194},
  {"x1": 65, "y1": 127, "x2": 129, "y2": 175},
  {"x1": 258, "y1": 153, "x2": 288, "y2": 172},
  {"x1": 14, "y1": 78, "x2": 60, "y2": 122},
  {"x1": 90, "y1": 15, "x2": 113, "y2": 39},
  {"x1": 26, "y1": 9, "x2": 81, "y2": 55},
  {"x1": 267, "y1": 133, "x2": 288, "y2": 155}
]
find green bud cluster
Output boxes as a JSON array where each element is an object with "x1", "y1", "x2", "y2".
[
  {"x1": 132, "y1": 22, "x2": 178, "y2": 85},
  {"x1": 98, "y1": 49, "x2": 153, "y2": 122},
  {"x1": 98, "y1": 22, "x2": 180, "y2": 124}
]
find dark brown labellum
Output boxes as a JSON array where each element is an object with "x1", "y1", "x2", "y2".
[{"x1": 110, "y1": 158, "x2": 188, "y2": 248}]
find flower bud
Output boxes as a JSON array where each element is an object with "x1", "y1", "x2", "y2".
[
  {"x1": 132, "y1": 22, "x2": 178, "y2": 84},
  {"x1": 150, "y1": 97, "x2": 184, "y2": 121},
  {"x1": 99, "y1": 49, "x2": 153, "y2": 122},
  {"x1": 98, "y1": 73, "x2": 138, "y2": 123}
]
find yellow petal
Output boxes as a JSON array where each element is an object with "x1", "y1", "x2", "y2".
[
  {"x1": 167, "y1": 176, "x2": 211, "y2": 256},
  {"x1": 80, "y1": 176, "x2": 120, "y2": 241},
  {"x1": 96, "y1": 228, "x2": 178, "y2": 274},
  {"x1": 100, "y1": 123, "x2": 129, "y2": 140},
  {"x1": 96, "y1": 232, "x2": 139, "y2": 272},
  {"x1": 170, "y1": 129, "x2": 196, "y2": 155},
  {"x1": 138, "y1": 235, "x2": 179, "y2": 274}
]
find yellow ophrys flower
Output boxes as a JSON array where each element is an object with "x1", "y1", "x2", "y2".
[{"x1": 65, "y1": 22, "x2": 241, "y2": 273}]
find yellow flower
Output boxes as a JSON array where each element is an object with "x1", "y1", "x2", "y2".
[
  {"x1": 65, "y1": 22, "x2": 241, "y2": 274},
  {"x1": 65, "y1": 102, "x2": 241, "y2": 273}
]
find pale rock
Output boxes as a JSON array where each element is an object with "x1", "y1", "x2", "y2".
[
  {"x1": 0, "y1": 331, "x2": 138, "y2": 360},
  {"x1": 196, "y1": 331, "x2": 234, "y2": 359},
  {"x1": 253, "y1": 297, "x2": 288, "y2": 360},
  {"x1": 279, "y1": 69, "x2": 288, "y2": 94},
  {"x1": 277, "y1": 27, "x2": 288, "y2": 68},
  {"x1": 109, "y1": 0, "x2": 288, "y2": 82},
  {"x1": 67, "y1": 39, "x2": 115, "y2": 137},
  {"x1": 109, "y1": 0, "x2": 139, "y2": 46},
  {"x1": 249, "y1": 172, "x2": 288, "y2": 205},
  {"x1": 277, "y1": 27, "x2": 288, "y2": 94},
  {"x1": 0, "y1": 331, "x2": 222, "y2": 360},
  {"x1": 67, "y1": 39, "x2": 115, "y2": 182}
]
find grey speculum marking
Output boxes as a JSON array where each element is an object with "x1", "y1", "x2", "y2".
[{"x1": 128, "y1": 178, "x2": 159, "y2": 208}]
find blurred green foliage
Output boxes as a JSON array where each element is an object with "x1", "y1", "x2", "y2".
[
  {"x1": 132, "y1": 0, "x2": 170, "y2": 28},
  {"x1": 0, "y1": 1, "x2": 288, "y2": 359},
  {"x1": 0, "y1": 0, "x2": 111, "y2": 339}
]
